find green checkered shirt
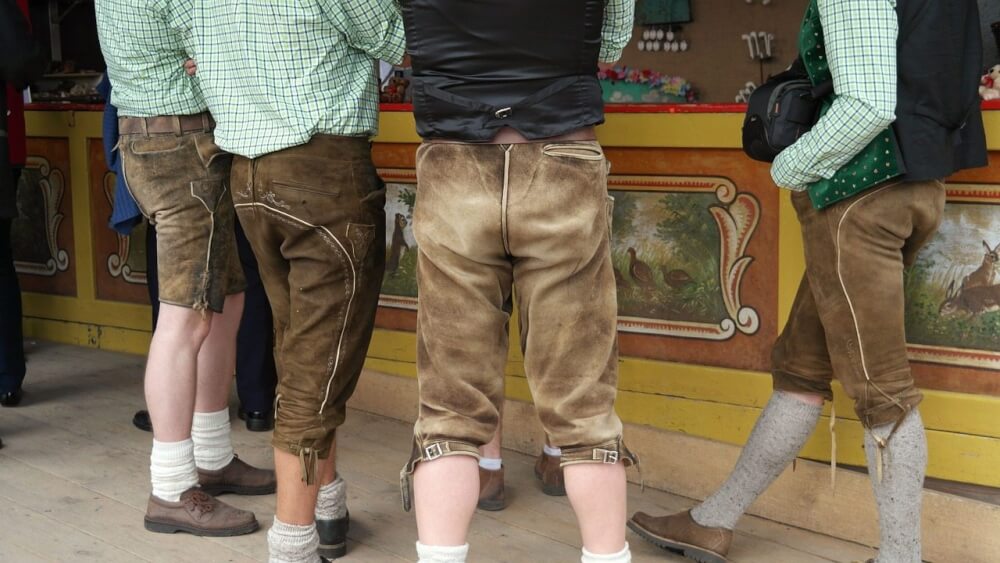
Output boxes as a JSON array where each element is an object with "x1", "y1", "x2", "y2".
[
  {"x1": 194, "y1": 0, "x2": 406, "y2": 159},
  {"x1": 96, "y1": 0, "x2": 207, "y2": 117},
  {"x1": 601, "y1": 0, "x2": 636, "y2": 63},
  {"x1": 771, "y1": 0, "x2": 898, "y2": 191}
]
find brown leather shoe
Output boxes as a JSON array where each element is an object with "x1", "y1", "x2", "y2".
[
  {"x1": 628, "y1": 510, "x2": 732, "y2": 563},
  {"x1": 477, "y1": 466, "x2": 506, "y2": 511},
  {"x1": 534, "y1": 452, "x2": 566, "y2": 496},
  {"x1": 198, "y1": 455, "x2": 276, "y2": 496},
  {"x1": 144, "y1": 488, "x2": 259, "y2": 537}
]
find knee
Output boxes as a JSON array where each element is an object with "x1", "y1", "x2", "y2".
[
  {"x1": 220, "y1": 292, "x2": 245, "y2": 322},
  {"x1": 849, "y1": 370, "x2": 922, "y2": 428},
  {"x1": 772, "y1": 369, "x2": 834, "y2": 403},
  {"x1": 185, "y1": 317, "x2": 213, "y2": 347},
  {"x1": 155, "y1": 305, "x2": 213, "y2": 349},
  {"x1": 272, "y1": 395, "x2": 338, "y2": 460}
]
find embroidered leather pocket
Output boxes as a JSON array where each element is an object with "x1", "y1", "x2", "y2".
[
  {"x1": 347, "y1": 223, "x2": 375, "y2": 263},
  {"x1": 271, "y1": 179, "x2": 341, "y2": 198},
  {"x1": 193, "y1": 133, "x2": 231, "y2": 169},
  {"x1": 542, "y1": 142, "x2": 605, "y2": 161},
  {"x1": 129, "y1": 136, "x2": 185, "y2": 156},
  {"x1": 190, "y1": 179, "x2": 228, "y2": 213}
]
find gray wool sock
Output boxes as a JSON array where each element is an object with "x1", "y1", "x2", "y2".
[
  {"x1": 268, "y1": 517, "x2": 320, "y2": 563},
  {"x1": 691, "y1": 391, "x2": 822, "y2": 530},
  {"x1": 315, "y1": 476, "x2": 347, "y2": 520},
  {"x1": 865, "y1": 410, "x2": 927, "y2": 563}
]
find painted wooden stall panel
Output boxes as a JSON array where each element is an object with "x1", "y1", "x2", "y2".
[
  {"x1": 87, "y1": 139, "x2": 151, "y2": 304},
  {"x1": 13, "y1": 138, "x2": 75, "y2": 296}
]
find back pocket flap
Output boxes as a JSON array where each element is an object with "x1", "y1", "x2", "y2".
[
  {"x1": 190, "y1": 179, "x2": 227, "y2": 213},
  {"x1": 347, "y1": 223, "x2": 375, "y2": 263}
]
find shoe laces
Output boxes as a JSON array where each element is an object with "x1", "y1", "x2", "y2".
[{"x1": 184, "y1": 490, "x2": 216, "y2": 514}]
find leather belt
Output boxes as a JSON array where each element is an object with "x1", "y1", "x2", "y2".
[{"x1": 118, "y1": 113, "x2": 214, "y2": 136}]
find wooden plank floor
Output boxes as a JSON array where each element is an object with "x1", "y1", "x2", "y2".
[{"x1": 0, "y1": 342, "x2": 875, "y2": 562}]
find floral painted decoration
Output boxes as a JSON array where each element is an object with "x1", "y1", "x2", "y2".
[{"x1": 598, "y1": 66, "x2": 697, "y2": 103}]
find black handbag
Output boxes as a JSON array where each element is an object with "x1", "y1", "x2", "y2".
[{"x1": 742, "y1": 59, "x2": 833, "y2": 163}]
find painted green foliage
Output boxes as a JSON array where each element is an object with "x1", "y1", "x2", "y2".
[
  {"x1": 379, "y1": 183, "x2": 728, "y2": 326},
  {"x1": 610, "y1": 191, "x2": 725, "y2": 324},
  {"x1": 904, "y1": 203, "x2": 1000, "y2": 353}
]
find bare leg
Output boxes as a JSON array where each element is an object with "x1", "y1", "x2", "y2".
[
  {"x1": 479, "y1": 422, "x2": 502, "y2": 460},
  {"x1": 145, "y1": 303, "x2": 212, "y2": 442},
  {"x1": 275, "y1": 436, "x2": 338, "y2": 525},
  {"x1": 320, "y1": 439, "x2": 337, "y2": 486},
  {"x1": 414, "y1": 456, "x2": 480, "y2": 546},
  {"x1": 195, "y1": 292, "x2": 245, "y2": 413},
  {"x1": 786, "y1": 391, "x2": 824, "y2": 406},
  {"x1": 564, "y1": 462, "x2": 627, "y2": 554}
]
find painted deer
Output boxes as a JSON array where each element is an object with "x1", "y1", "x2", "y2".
[
  {"x1": 960, "y1": 241, "x2": 1000, "y2": 290},
  {"x1": 939, "y1": 280, "x2": 1000, "y2": 317}
]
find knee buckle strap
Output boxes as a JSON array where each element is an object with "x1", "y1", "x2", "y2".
[
  {"x1": 560, "y1": 438, "x2": 637, "y2": 467},
  {"x1": 560, "y1": 438, "x2": 642, "y2": 490},
  {"x1": 399, "y1": 439, "x2": 480, "y2": 512}
]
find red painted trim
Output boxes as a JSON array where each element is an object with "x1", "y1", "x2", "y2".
[
  {"x1": 379, "y1": 103, "x2": 413, "y2": 112},
  {"x1": 604, "y1": 103, "x2": 747, "y2": 114},
  {"x1": 982, "y1": 100, "x2": 1000, "y2": 111},
  {"x1": 25, "y1": 103, "x2": 106, "y2": 111}
]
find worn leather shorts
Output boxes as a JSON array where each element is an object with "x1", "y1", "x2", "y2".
[
  {"x1": 231, "y1": 135, "x2": 386, "y2": 483},
  {"x1": 400, "y1": 141, "x2": 637, "y2": 510},
  {"x1": 119, "y1": 117, "x2": 245, "y2": 313},
  {"x1": 772, "y1": 181, "x2": 946, "y2": 431}
]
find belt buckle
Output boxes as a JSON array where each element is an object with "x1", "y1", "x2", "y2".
[
  {"x1": 494, "y1": 107, "x2": 513, "y2": 120},
  {"x1": 595, "y1": 449, "x2": 619, "y2": 464},
  {"x1": 424, "y1": 443, "x2": 445, "y2": 461}
]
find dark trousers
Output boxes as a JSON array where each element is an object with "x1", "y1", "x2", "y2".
[
  {"x1": 0, "y1": 169, "x2": 25, "y2": 393},
  {"x1": 145, "y1": 216, "x2": 277, "y2": 412}
]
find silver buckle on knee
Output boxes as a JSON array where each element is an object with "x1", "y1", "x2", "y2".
[
  {"x1": 424, "y1": 442, "x2": 447, "y2": 461},
  {"x1": 594, "y1": 449, "x2": 619, "y2": 464}
]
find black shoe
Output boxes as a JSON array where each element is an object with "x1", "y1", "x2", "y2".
[
  {"x1": 237, "y1": 408, "x2": 274, "y2": 432},
  {"x1": 0, "y1": 388, "x2": 23, "y2": 407},
  {"x1": 133, "y1": 410, "x2": 153, "y2": 432},
  {"x1": 316, "y1": 511, "x2": 349, "y2": 560}
]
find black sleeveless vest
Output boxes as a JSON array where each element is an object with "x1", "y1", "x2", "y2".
[
  {"x1": 401, "y1": 0, "x2": 606, "y2": 141},
  {"x1": 895, "y1": 0, "x2": 988, "y2": 180}
]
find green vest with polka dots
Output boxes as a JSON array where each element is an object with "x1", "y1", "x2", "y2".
[{"x1": 799, "y1": 0, "x2": 904, "y2": 209}]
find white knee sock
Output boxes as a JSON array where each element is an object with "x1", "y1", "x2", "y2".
[
  {"x1": 416, "y1": 542, "x2": 469, "y2": 563},
  {"x1": 478, "y1": 457, "x2": 502, "y2": 471},
  {"x1": 581, "y1": 544, "x2": 631, "y2": 563},
  {"x1": 269, "y1": 517, "x2": 320, "y2": 563},
  {"x1": 315, "y1": 476, "x2": 348, "y2": 520},
  {"x1": 865, "y1": 410, "x2": 927, "y2": 563},
  {"x1": 192, "y1": 408, "x2": 235, "y2": 471},
  {"x1": 150, "y1": 439, "x2": 199, "y2": 502}
]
